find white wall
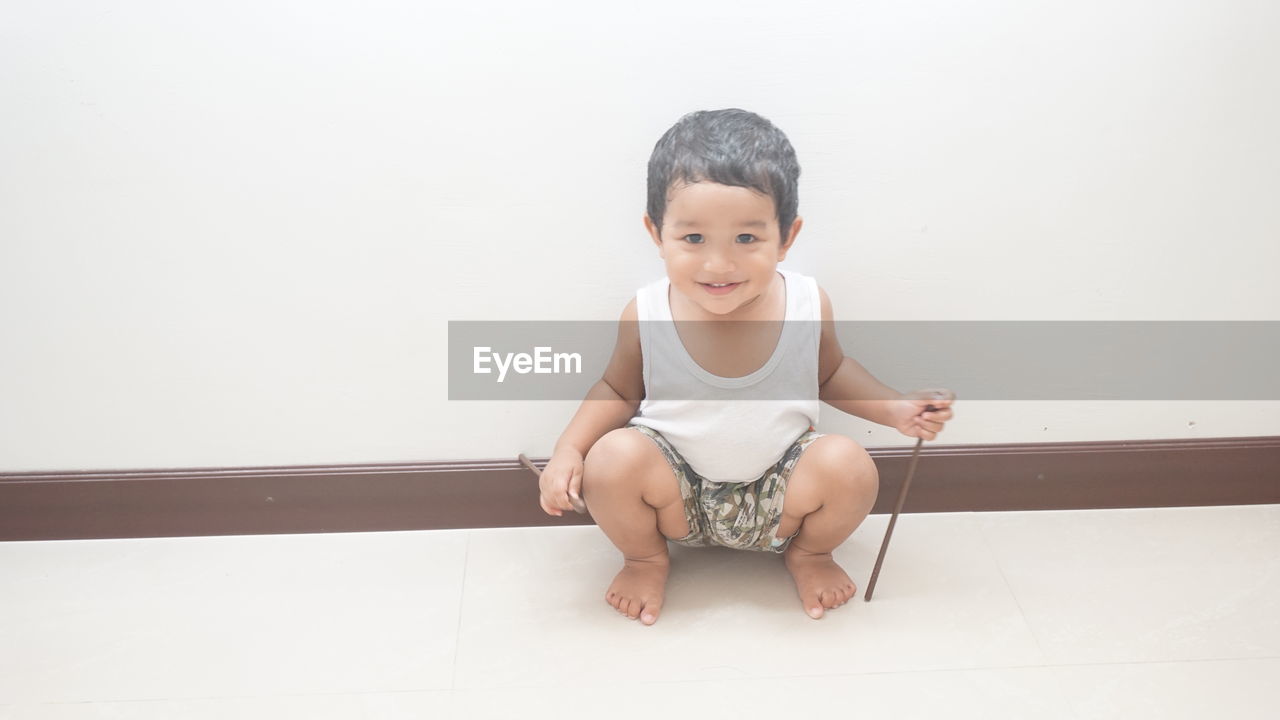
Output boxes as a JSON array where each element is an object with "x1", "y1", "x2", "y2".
[{"x1": 2, "y1": 0, "x2": 1277, "y2": 472}]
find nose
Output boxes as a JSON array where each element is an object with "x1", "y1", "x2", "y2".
[{"x1": 703, "y1": 247, "x2": 736, "y2": 274}]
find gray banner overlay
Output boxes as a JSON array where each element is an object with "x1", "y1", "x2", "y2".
[{"x1": 449, "y1": 321, "x2": 1280, "y2": 400}]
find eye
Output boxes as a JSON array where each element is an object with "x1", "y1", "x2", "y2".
[
  {"x1": 736, "y1": 234, "x2": 757, "y2": 244},
  {"x1": 682, "y1": 234, "x2": 704, "y2": 244}
]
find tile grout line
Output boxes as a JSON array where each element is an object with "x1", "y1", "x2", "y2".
[
  {"x1": 975, "y1": 513, "x2": 1050, "y2": 662},
  {"x1": 458, "y1": 654, "x2": 1280, "y2": 694},
  {"x1": 449, "y1": 530, "x2": 471, "y2": 693},
  {"x1": 19, "y1": 655, "x2": 1277, "y2": 706},
  {"x1": 973, "y1": 513, "x2": 1084, "y2": 720},
  {"x1": 652, "y1": 654, "x2": 1280, "y2": 679}
]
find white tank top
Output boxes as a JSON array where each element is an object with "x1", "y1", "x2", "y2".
[{"x1": 628, "y1": 267, "x2": 821, "y2": 482}]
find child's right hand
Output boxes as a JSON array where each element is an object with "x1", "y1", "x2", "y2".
[{"x1": 538, "y1": 447, "x2": 585, "y2": 516}]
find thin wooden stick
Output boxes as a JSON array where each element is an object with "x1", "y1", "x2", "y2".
[
  {"x1": 864, "y1": 436, "x2": 925, "y2": 601},
  {"x1": 518, "y1": 453, "x2": 587, "y2": 514}
]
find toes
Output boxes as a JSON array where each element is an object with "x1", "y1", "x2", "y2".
[
  {"x1": 822, "y1": 587, "x2": 850, "y2": 608},
  {"x1": 609, "y1": 596, "x2": 661, "y2": 623},
  {"x1": 802, "y1": 592, "x2": 824, "y2": 618},
  {"x1": 640, "y1": 599, "x2": 662, "y2": 625}
]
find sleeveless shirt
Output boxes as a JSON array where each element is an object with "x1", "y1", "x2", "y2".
[{"x1": 628, "y1": 267, "x2": 822, "y2": 483}]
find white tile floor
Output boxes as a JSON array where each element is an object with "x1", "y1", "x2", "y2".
[{"x1": 1, "y1": 505, "x2": 1278, "y2": 719}]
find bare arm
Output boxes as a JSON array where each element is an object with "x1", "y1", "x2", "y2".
[
  {"x1": 815, "y1": 286, "x2": 906, "y2": 427},
  {"x1": 552, "y1": 297, "x2": 645, "y2": 459}
]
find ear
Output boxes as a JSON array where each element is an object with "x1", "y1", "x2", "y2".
[
  {"x1": 777, "y1": 216, "x2": 803, "y2": 260},
  {"x1": 643, "y1": 214, "x2": 664, "y2": 258}
]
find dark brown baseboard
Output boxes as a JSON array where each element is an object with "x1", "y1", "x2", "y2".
[{"x1": 2, "y1": 436, "x2": 1278, "y2": 542}]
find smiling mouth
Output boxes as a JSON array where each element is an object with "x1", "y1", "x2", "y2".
[{"x1": 699, "y1": 281, "x2": 742, "y2": 294}]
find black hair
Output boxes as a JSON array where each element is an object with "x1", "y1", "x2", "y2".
[{"x1": 646, "y1": 108, "x2": 801, "y2": 241}]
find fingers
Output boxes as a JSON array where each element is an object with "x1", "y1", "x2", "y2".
[
  {"x1": 550, "y1": 486, "x2": 572, "y2": 513},
  {"x1": 553, "y1": 481, "x2": 576, "y2": 513},
  {"x1": 913, "y1": 411, "x2": 950, "y2": 439},
  {"x1": 918, "y1": 407, "x2": 954, "y2": 428},
  {"x1": 569, "y1": 464, "x2": 582, "y2": 498},
  {"x1": 913, "y1": 426, "x2": 938, "y2": 441},
  {"x1": 557, "y1": 477, "x2": 575, "y2": 512},
  {"x1": 535, "y1": 468, "x2": 574, "y2": 514},
  {"x1": 915, "y1": 418, "x2": 946, "y2": 432},
  {"x1": 567, "y1": 466, "x2": 584, "y2": 509},
  {"x1": 537, "y1": 475, "x2": 570, "y2": 516},
  {"x1": 521, "y1": 455, "x2": 585, "y2": 515},
  {"x1": 539, "y1": 495, "x2": 563, "y2": 517}
]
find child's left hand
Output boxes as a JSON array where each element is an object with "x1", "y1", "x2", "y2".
[{"x1": 891, "y1": 388, "x2": 956, "y2": 441}]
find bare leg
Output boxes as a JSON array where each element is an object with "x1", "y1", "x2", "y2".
[
  {"x1": 775, "y1": 435, "x2": 880, "y2": 619},
  {"x1": 582, "y1": 428, "x2": 690, "y2": 626}
]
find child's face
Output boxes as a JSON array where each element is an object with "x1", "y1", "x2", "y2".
[{"x1": 644, "y1": 181, "x2": 801, "y2": 317}]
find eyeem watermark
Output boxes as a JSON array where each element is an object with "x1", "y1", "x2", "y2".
[
  {"x1": 450, "y1": 320, "x2": 1280, "y2": 400},
  {"x1": 473, "y1": 346, "x2": 582, "y2": 383}
]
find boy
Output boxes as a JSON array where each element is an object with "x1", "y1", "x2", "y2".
[{"x1": 537, "y1": 109, "x2": 954, "y2": 624}]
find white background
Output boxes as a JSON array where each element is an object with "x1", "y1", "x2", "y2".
[{"x1": 2, "y1": 0, "x2": 1277, "y2": 471}]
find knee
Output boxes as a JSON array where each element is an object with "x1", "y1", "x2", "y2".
[
  {"x1": 814, "y1": 435, "x2": 879, "y2": 498},
  {"x1": 582, "y1": 428, "x2": 652, "y2": 489}
]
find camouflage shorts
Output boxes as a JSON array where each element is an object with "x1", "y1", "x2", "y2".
[{"x1": 626, "y1": 423, "x2": 825, "y2": 554}]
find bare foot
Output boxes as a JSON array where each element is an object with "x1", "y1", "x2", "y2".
[
  {"x1": 605, "y1": 552, "x2": 669, "y2": 625},
  {"x1": 784, "y1": 544, "x2": 857, "y2": 619}
]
